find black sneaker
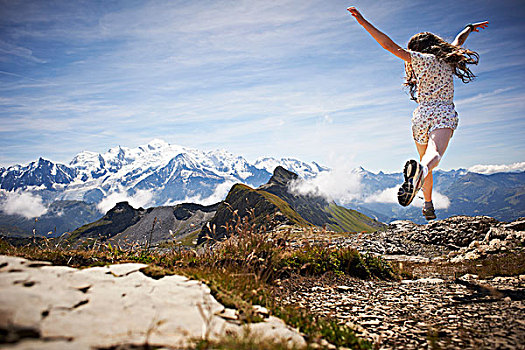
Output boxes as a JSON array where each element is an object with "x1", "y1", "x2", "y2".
[
  {"x1": 422, "y1": 207, "x2": 437, "y2": 220},
  {"x1": 397, "y1": 160, "x2": 425, "y2": 207}
]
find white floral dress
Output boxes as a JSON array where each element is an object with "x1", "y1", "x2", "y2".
[{"x1": 407, "y1": 50, "x2": 459, "y2": 144}]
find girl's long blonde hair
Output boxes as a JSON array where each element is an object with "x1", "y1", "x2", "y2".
[{"x1": 405, "y1": 32, "x2": 479, "y2": 101}]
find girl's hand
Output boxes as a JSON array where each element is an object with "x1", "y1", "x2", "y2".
[
  {"x1": 347, "y1": 7, "x2": 365, "y2": 24},
  {"x1": 471, "y1": 21, "x2": 489, "y2": 32}
]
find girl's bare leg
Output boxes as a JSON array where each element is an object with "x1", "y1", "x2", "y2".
[
  {"x1": 415, "y1": 128, "x2": 453, "y2": 203},
  {"x1": 421, "y1": 128, "x2": 454, "y2": 171},
  {"x1": 415, "y1": 142, "x2": 432, "y2": 202}
]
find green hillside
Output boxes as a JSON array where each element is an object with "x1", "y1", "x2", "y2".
[
  {"x1": 325, "y1": 203, "x2": 383, "y2": 232},
  {"x1": 198, "y1": 167, "x2": 385, "y2": 244}
]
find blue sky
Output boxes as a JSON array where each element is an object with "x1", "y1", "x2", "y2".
[{"x1": 1, "y1": 0, "x2": 524, "y2": 173}]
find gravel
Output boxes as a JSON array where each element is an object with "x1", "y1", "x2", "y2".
[{"x1": 273, "y1": 216, "x2": 525, "y2": 349}]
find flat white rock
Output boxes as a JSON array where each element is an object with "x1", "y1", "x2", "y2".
[{"x1": 0, "y1": 255, "x2": 305, "y2": 349}]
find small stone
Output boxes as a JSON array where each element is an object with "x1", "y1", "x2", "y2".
[
  {"x1": 319, "y1": 339, "x2": 330, "y2": 347},
  {"x1": 515, "y1": 319, "x2": 525, "y2": 326},
  {"x1": 464, "y1": 251, "x2": 481, "y2": 260},
  {"x1": 459, "y1": 274, "x2": 478, "y2": 281},
  {"x1": 337, "y1": 285, "x2": 352, "y2": 292},
  {"x1": 401, "y1": 279, "x2": 416, "y2": 284},
  {"x1": 253, "y1": 305, "x2": 269, "y2": 317},
  {"x1": 415, "y1": 278, "x2": 444, "y2": 284}
]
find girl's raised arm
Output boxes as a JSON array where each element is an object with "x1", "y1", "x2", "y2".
[
  {"x1": 452, "y1": 21, "x2": 489, "y2": 47},
  {"x1": 347, "y1": 7, "x2": 411, "y2": 62}
]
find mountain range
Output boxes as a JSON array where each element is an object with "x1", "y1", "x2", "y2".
[
  {"x1": 0, "y1": 139, "x2": 326, "y2": 206},
  {"x1": 1, "y1": 139, "x2": 524, "y2": 238},
  {"x1": 67, "y1": 167, "x2": 384, "y2": 248}
]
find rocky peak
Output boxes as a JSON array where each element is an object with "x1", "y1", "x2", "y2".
[
  {"x1": 268, "y1": 166, "x2": 298, "y2": 187},
  {"x1": 116, "y1": 146, "x2": 126, "y2": 160},
  {"x1": 69, "y1": 201, "x2": 145, "y2": 242},
  {"x1": 107, "y1": 201, "x2": 137, "y2": 214}
]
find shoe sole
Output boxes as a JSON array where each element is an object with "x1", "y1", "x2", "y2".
[
  {"x1": 397, "y1": 160, "x2": 424, "y2": 207},
  {"x1": 423, "y1": 210, "x2": 437, "y2": 220}
]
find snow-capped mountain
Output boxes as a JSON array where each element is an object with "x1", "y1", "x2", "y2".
[
  {"x1": 0, "y1": 139, "x2": 327, "y2": 207},
  {"x1": 1, "y1": 139, "x2": 523, "y2": 227},
  {"x1": 0, "y1": 158, "x2": 76, "y2": 192},
  {"x1": 254, "y1": 157, "x2": 328, "y2": 178}
]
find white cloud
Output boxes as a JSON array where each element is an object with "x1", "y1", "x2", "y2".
[
  {"x1": 468, "y1": 162, "x2": 525, "y2": 175},
  {"x1": 289, "y1": 167, "x2": 363, "y2": 205},
  {"x1": 364, "y1": 186, "x2": 398, "y2": 204},
  {"x1": 454, "y1": 88, "x2": 513, "y2": 106},
  {"x1": 364, "y1": 186, "x2": 450, "y2": 209},
  {"x1": 0, "y1": 190, "x2": 48, "y2": 218},
  {"x1": 165, "y1": 181, "x2": 236, "y2": 207},
  {"x1": 427, "y1": 192, "x2": 451, "y2": 210},
  {"x1": 0, "y1": 40, "x2": 47, "y2": 63},
  {"x1": 97, "y1": 189, "x2": 154, "y2": 213}
]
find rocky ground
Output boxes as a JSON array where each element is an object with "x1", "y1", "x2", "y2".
[
  {"x1": 283, "y1": 216, "x2": 525, "y2": 262},
  {"x1": 0, "y1": 255, "x2": 304, "y2": 349},
  {"x1": 278, "y1": 273, "x2": 524, "y2": 349},
  {"x1": 275, "y1": 216, "x2": 525, "y2": 349},
  {"x1": 1, "y1": 215, "x2": 524, "y2": 349}
]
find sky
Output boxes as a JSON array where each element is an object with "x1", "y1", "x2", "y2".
[{"x1": 1, "y1": 0, "x2": 524, "y2": 173}]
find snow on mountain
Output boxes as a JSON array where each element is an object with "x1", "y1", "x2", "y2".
[
  {"x1": 254, "y1": 157, "x2": 328, "y2": 179},
  {"x1": 0, "y1": 140, "x2": 327, "y2": 209},
  {"x1": 70, "y1": 151, "x2": 107, "y2": 180},
  {"x1": 0, "y1": 158, "x2": 76, "y2": 192}
]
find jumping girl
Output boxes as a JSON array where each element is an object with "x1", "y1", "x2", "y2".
[{"x1": 347, "y1": 7, "x2": 488, "y2": 220}]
